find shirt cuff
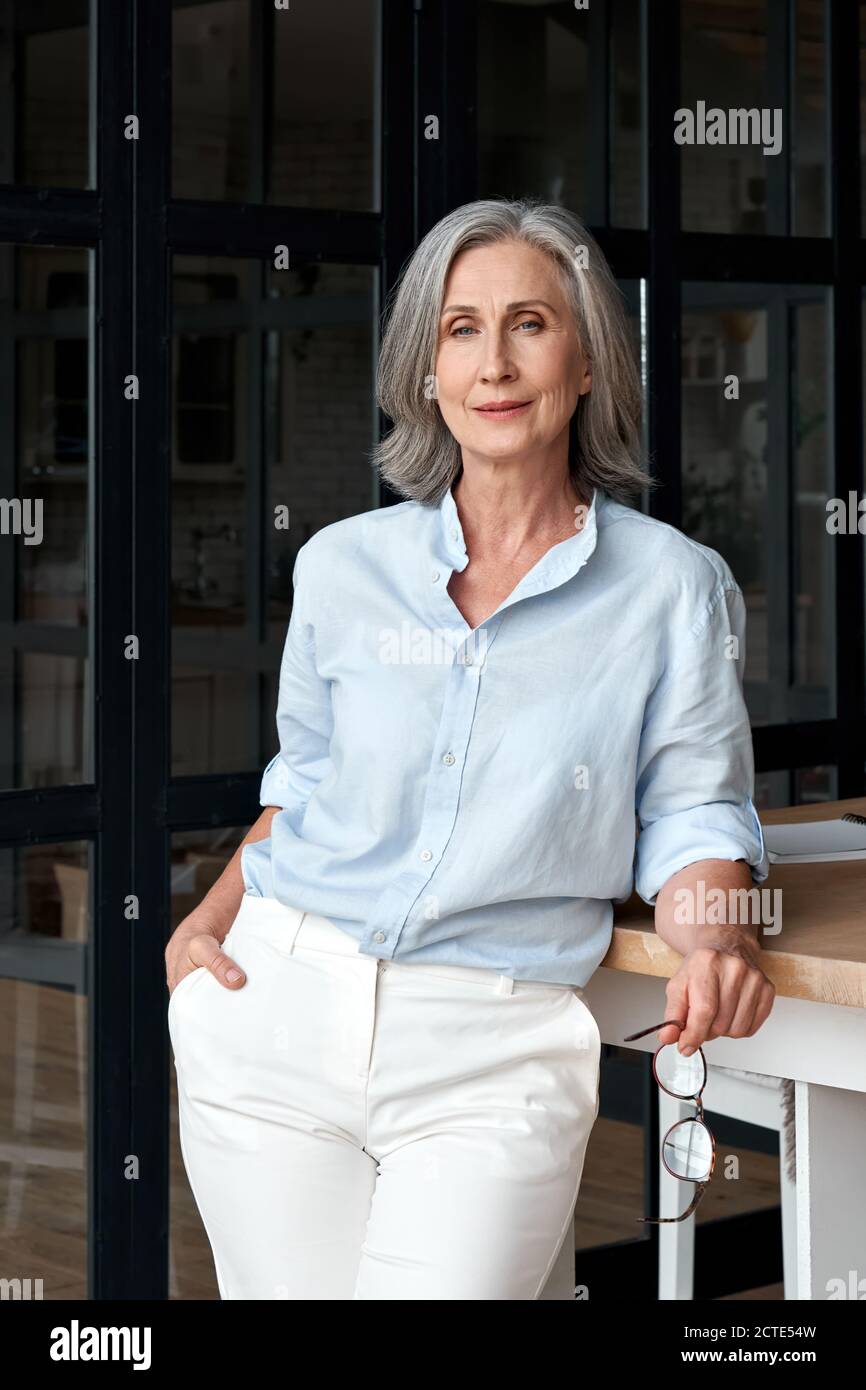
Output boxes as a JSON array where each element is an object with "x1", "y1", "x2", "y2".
[{"x1": 634, "y1": 799, "x2": 769, "y2": 906}]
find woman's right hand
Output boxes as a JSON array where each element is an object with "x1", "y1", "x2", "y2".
[{"x1": 165, "y1": 909, "x2": 247, "y2": 998}]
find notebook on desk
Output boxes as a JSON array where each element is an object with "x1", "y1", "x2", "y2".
[{"x1": 763, "y1": 813, "x2": 866, "y2": 864}]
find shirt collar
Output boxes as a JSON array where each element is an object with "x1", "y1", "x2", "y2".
[{"x1": 437, "y1": 478, "x2": 604, "y2": 593}]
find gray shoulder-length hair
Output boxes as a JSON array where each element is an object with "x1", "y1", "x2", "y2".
[{"x1": 370, "y1": 197, "x2": 655, "y2": 506}]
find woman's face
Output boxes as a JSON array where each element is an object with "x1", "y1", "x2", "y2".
[{"x1": 434, "y1": 239, "x2": 592, "y2": 471}]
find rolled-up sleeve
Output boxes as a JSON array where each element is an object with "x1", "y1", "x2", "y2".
[
  {"x1": 633, "y1": 581, "x2": 769, "y2": 906},
  {"x1": 259, "y1": 541, "x2": 334, "y2": 823}
]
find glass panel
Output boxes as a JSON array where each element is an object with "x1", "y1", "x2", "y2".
[
  {"x1": 1, "y1": 246, "x2": 92, "y2": 790},
  {"x1": 611, "y1": 0, "x2": 645, "y2": 228},
  {"x1": 171, "y1": 254, "x2": 252, "y2": 777},
  {"x1": 794, "y1": 765, "x2": 838, "y2": 804},
  {"x1": 172, "y1": 0, "x2": 250, "y2": 201},
  {"x1": 171, "y1": 257, "x2": 378, "y2": 776},
  {"x1": 681, "y1": 284, "x2": 834, "y2": 727},
  {"x1": 794, "y1": 0, "x2": 827, "y2": 237},
  {"x1": 0, "y1": 839, "x2": 90, "y2": 1299},
  {"x1": 1, "y1": 1, "x2": 91, "y2": 190},
  {"x1": 792, "y1": 299, "x2": 832, "y2": 705},
  {"x1": 168, "y1": 826, "x2": 247, "y2": 1300},
  {"x1": 681, "y1": 1, "x2": 771, "y2": 234},
  {"x1": 269, "y1": 0, "x2": 379, "y2": 212},
  {"x1": 756, "y1": 766, "x2": 838, "y2": 808},
  {"x1": 479, "y1": 0, "x2": 586, "y2": 205},
  {"x1": 264, "y1": 262, "x2": 378, "y2": 647},
  {"x1": 477, "y1": 0, "x2": 644, "y2": 226}
]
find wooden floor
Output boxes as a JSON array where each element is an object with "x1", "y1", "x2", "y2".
[{"x1": 0, "y1": 980, "x2": 784, "y2": 1300}]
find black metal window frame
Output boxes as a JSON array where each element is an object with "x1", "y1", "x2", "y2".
[{"x1": 0, "y1": 0, "x2": 860, "y2": 1300}]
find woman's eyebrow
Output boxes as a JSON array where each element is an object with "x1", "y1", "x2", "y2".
[{"x1": 440, "y1": 299, "x2": 558, "y2": 316}]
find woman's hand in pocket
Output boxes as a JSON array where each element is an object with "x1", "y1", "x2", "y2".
[{"x1": 165, "y1": 908, "x2": 247, "y2": 998}]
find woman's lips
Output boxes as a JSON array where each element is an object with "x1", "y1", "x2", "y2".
[{"x1": 472, "y1": 401, "x2": 533, "y2": 419}]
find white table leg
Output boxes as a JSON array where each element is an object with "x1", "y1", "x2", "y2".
[{"x1": 795, "y1": 1080, "x2": 866, "y2": 1300}]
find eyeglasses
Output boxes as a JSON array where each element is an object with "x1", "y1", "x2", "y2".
[{"x1": 622, "y1": 1019, "x2": 716, "y2": 1224}]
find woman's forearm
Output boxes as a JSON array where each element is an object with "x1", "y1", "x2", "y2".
[
  {"x1": 653, "y1": 857, "x2": 762, "y2": 960},
  {"x1": 187, "y1": 805, "x2": 281, "y2": 941}
]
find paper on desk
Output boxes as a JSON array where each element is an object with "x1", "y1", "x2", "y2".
[{"x1": 763, "y1": 817, "x2": 866, "y2": 863}]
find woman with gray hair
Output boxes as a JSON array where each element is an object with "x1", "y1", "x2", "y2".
[{"x1": 166, "y1": 197, "x2": 772, "y2": 1300}]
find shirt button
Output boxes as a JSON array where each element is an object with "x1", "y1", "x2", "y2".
[
  {"x1": 420, "y1": 849, "x2": 433, "y2": 862},
  {"x1": 373, "y1": 931, "x2": 386, "y2": 943},
  {"x1": 442, "y1": 752, "x2": 455, "y2": 765},
  {"x1": 431, "y1": 570, "x2": 440, "y2": 582},
  {"x1": 452, "y1": 528, "x2": 459, "y2": 540},
  {"x1": 463, "y1": 652, "x2": 474, "y2": 665}
]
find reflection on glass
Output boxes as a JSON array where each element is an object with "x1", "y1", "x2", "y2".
[
  {"x1": 479, "y1": 2, "x2": 581, "y2": 211},
  {"x1": 681, "y1": 285, "x2": 833, "y2": 727},
  {"x1": 269, "y1": 0, "x2": 379, "y2": 211},
  {"x1": 681, "y1": 1, "x2": 771, "y2": 233},
  {"x1": 792, "y1": 300, "x2": 831, "y2": 697},
  {"x1": 611, "y1": 0, "x2": 644, "y2": 228},
  {"x1": 0, "y1": 840, "x2": 90, "y2": 1299},
  {"x1": 171, "y1": 255, "x2": 252, "y2": 777},
  {"x1": 794, "y1": 765, "x2": 837, "y2": 804},
  {"x1": 171, "y1": 257, "x2": 377, "y2": 777},
  {"x1": 794, "y1": 0, "x2": 826, "y2": 236},
  {"x1": 168, "y1": 826, "x2": 246, "y2": 1300},
  {"x1": 172, "y1": 0, "x2": 250, "y2": 201},
  {"x1": 264, "y1": 262, "x2": 377, "y2": 640},
  {"x1": 477, "y1": 0, "x2": 643, "y2": 224},
  {"x1": 2, "y1": 247, "x2": 91, "y2": 790},
  {"x1": 756, "y1": 765, "x2": 838, "y2": 809},
  {"x1": 2, "y1": 2, "x2": 91, "y2": 189}
]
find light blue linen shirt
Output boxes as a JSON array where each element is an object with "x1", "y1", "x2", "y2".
[{"x1": 241, "y1": 482, "x2": 769, "y2": 986}]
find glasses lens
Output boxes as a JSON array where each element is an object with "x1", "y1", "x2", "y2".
[
  {"x1": 655, "y1": 1042, "x2": 705, "y2": 1097},
  {"x1": 663, "y1": 1118, "x2": 713, "y2": 1181}
]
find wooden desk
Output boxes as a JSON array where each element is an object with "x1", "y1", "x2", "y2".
[{"x1": 584, "y1": 796, "x2": 866, "y2": 1300}]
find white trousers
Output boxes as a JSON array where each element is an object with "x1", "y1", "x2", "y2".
[{"x1": 169, "y1": 891, "x2": 601, "y2": 1300}]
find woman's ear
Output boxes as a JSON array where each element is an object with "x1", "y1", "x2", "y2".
[{"x1": 579, "y1": 358, "x2": 593, "y2": 396}]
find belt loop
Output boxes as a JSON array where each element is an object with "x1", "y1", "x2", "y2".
[
  {"x1": 286, "y1": 909, "x2": 307, "y2": 956},
  {"x1": 496, "y1": 975, "x2": 515, "y2": 996}
]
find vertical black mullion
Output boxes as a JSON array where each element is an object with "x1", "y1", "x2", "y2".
[
  {"x1": 130, "y1": 0, "x2": 172, "y2": 1298},
  {"x1": 415, "y1": 0, "x2": 476, "y2": 240},
  {"x1": 587, "y1": 0, "x2": 611, "y2": 228},
  {"x1": 249, "y1": 1, "x2": 273, "y2": 204},
  {"x1": 644, "y1": 0, "x2": 681, "y2": 526},
  {"x1": 248, "y1": 0, "x2": 272, "y2": 764},
  {"x1": 379, "y1": 0, "x2": 415, "y2": 507},
  {"x1": 246, "y1": 262, "x2": 265, "y2": 764},
  {"x1": 766, "y1": 0, "x2": 792, "y2": 236},
  {"x1": 828, "y1": 2, "x2": 865, "y2": 796},
  {"x1": 92, "y1": 0, "x2": 135, "y2": 1298}
]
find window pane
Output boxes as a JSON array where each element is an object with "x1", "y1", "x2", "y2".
[
  {"x1": 171, "y1": 257, "x2": 378, "y2": 777},
  {"x1": 1, "y1": 247, "x2": 92, "y2": 790},
  {"x1": 264, "y1": 262, "x2": 378, "y2": 647},
  {"x1": 171, "y1": 255, "x2": 253, "y2": 777},
  {"x1": 168, "y1": 826, "x2": 247, "y2": 1299},
  {"x1": 681, "y1": 284, "x2": 834, "y2": 727},
  {"x1": 269, "y1": 0, "x2": 379, "y2": 212},
  {"x1": 1, "y1": 1, "x2": 91, "y2": 190},
  {"x1": 172, "y1": 0, "x2": 250, "y2": 201},
  {"x1": 611, "y1": 0, "x2": 645, "y2": 228},
  {"x1": 681, "y1": 1, "x2": 771, "y2": 234},
  {"x1": 0, "y1": 840, "x2": 91, "y2": 1299},
  {"x1": 794, "y1": 0, "x2": 827, "y2": 236}
]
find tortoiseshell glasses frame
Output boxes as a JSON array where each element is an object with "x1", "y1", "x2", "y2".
[{"x1": 622, "y1": 1019, "x2": 717, "y2": 1224}]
